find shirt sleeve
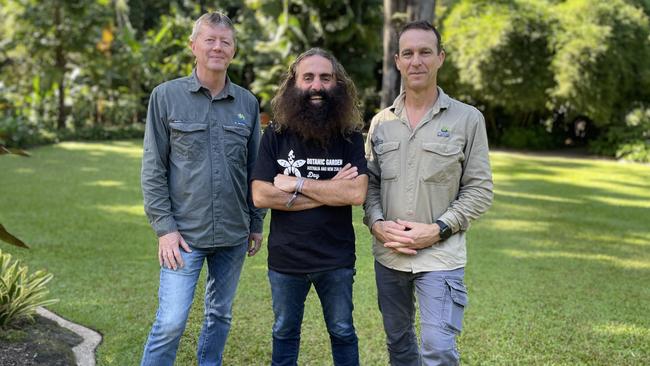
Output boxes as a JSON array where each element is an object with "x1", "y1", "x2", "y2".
[
  {"x1": 438, "y1": 109, "x2": 494, "y2": 233},
  {"x1": 362, "y1": 117, "x2": 385, "y2": 231},
  {"x1": 141, "y1": 87, "x2": 178, "y2": 237},
  {"x1": 251, "y1": 125, "x2": 279, "y2": 183},
  {"x1": 348, "y1": 132, "x2": 369, "y2": 176},
  {"x1": 247, "y1": 102, "x2": 267, "y2": 234}
]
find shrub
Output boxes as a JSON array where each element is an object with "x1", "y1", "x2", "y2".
[
  {"x1": 0, "y1": 115, "x2": 57, "y2": 149},
  {"x1": 499, "y1": 125, "x2": 559, "y2": 150},
  {"x1": 614, "y1": 141, "x2": 650, "y2": 163},
  {"x1": 0, "y1": 249, "x2": 58, "y2": 328},
  {"x1": 58, "y1": 124, "x2": 144, "y2": 142},
  {"x1": 590, "y1": 107, "x2": 650, "y2": 162}
]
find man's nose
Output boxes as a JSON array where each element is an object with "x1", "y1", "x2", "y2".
[
  {"x1": 310, "y1": 79, "x2": 323, "y2": 91},
  {"x1": 411, "y1": 54, "x2": 422, "y2": 66}
]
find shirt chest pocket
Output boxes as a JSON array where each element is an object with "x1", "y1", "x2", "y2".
[
  {"x1": 169, "y1": 122, "x2": 208, "y2": 161},
  {"x1": 222, "y1": 125, "x2": 250, "y2": 164},
  {"x1": 421, "y1": 142, "x2": 464, "y2": 184},
  {"x1": 374, "y1": 141, "x2": 400, "y2": 181}
]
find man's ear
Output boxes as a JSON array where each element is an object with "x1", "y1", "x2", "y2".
[{"x1": 438, "y1": 50, "x2": 446, "y2": 66}]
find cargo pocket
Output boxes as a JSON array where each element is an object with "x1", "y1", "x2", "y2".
[
  {"x1": 373, "y1": 141, "x2": 400, "y2": 180},
  {"x1": 169, "y1": 122, "x2": 208, "y2": 161},
  {"x1": 444, "y1": 278, "x2": 468, "y2": 334}
]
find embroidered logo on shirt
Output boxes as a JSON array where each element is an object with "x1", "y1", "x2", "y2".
[
  {"x1": 437, "y1": 127, "x2": 451, "y2": 138},
  {"x1": 277, "y1": 150, "x2": 306, "y2": 177},
  {"x1": 233, "y1": 113, "x2": 247, "y2": 125}
]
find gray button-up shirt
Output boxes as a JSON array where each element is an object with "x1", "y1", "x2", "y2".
[
  {"x1": 141, "y1": 70, "x2": 266, "y2": 248},
  {"x1": 364, "y1": 88, "x2": 493, "y2": 272}
]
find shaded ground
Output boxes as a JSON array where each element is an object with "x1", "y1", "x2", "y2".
[{"x1": 0, "y1": 314, "x2": 82, "y2": 366}]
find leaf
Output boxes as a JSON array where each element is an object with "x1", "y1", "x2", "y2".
[{"x1": 0, "y1": 224, "x2": 29, "y2": 249}]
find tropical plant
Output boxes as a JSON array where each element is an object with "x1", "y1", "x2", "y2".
[
  {"x1": 0, "y1": 145, "x2": 30, "y2": 248},
  {"x1": 0, "y1": 249, "x2": 58, "y2": 328}
]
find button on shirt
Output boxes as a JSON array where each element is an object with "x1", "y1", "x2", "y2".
[
  {"x1": 142, "y1": 70, "x2": 266, "y2": 248},
  {"x1": 364, "y1": 88, "x2": 493, "y2": 272}
]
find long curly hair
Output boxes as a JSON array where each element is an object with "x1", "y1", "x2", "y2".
[{"x1": 271, "y1": 48, "x2": 363, "y2": 146}]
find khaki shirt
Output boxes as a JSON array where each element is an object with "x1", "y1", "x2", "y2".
[{"x1": 364, "y1": 88, "x2": 493, "y2": 272}]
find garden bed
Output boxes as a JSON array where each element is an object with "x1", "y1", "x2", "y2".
[{"x1": 0, "y1": 314, "x2": 82, "y2": 366}]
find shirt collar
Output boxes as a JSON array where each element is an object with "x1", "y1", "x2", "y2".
[
  {"x1": 187, "y1": 69, "x2": 234, "y2": 99},
  {"x1": 390, "y1": 86, "x2": 451, "y2": 119}
]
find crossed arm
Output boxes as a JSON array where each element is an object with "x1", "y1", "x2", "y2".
[{"x1": 252, "y1": 163, "x2": 368, "y2": 210}]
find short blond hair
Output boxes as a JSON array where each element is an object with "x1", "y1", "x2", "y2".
[{"x1": 189, "y1": 12, "x2": 236, "y2": 44}]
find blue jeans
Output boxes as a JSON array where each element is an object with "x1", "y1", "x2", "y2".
[
  {"x1": 375, "y1": 261, "x2": 467, "y2": 366},
  {"x1": 268, "y1": 268, "x2": 359, "y2": 366},
  {"x1": 141, "y1": 244, "x2": 247, "y2": 366}
]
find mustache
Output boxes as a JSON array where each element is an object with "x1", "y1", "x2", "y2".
[{"x1": 303, "y1": 88, "x2": 330, "y2": 102}]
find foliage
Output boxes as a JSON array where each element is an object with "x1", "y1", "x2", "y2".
[
  {"x1": 240, "y1": 0, "x2": 383, "y2": 114},
  {"x1": 440, "y1": 0, "x2": 650, "y2": 158},
  {"x1": 0, "y1": 225, "x2": 29, "y2": 249},
  {"x1": 1, "y1": 0, "x2": 382, "y2": 147},
  {"x1": 0, "y1": 136, "x2": 30, "y2": 249},
  {"x1": 0, "y1": 249, "x2": 58, "y2": 328},
  {"x1": 0, "y1": 115, "x2": 57, "y2": 149},
  {"x1": 590, "y1": 106, "x2": 650, "y2": 162},
  {"x1": 442, "y1": 0, "x2": 555, "y2": 116},
  {"x1": 58, "y1": 124, "x2": 145, "y2": 142},
  {"x1": 500, "y1": 125, "x2": 559, "y2": 150},
  {"x1": 2, "y1": 0, "x2": 649, "y2": 159}
]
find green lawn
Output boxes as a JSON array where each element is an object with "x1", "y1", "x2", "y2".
[{"x1": 1, "y1": 141, "x2": 649, "y2": 365}]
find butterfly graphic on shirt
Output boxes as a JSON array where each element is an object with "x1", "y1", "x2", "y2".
[{"x1": 277, "y1": 149, "x2": 306, "y2": 177}]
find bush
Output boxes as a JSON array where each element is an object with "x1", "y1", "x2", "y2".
[
  {"x1": 0, "y1": 115, "x2": 57, "y2": 149},
  {"x1": 499, "y1": 125, "x2": 559, "y2": 150},
  {"x1": 0, "y1": 249, "x2": 58, "y2": 328},
  {"x1": 58, "y1": 124, "x2": 144, "y2": 142},
  {"x1": 615, "y1": 141, "x2": 650, "y2": 163},
  {"x1": 590, "y1": 107, "x2": 650, "y2": 162}
]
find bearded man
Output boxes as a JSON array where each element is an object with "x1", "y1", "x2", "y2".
[{"x1": 251, "y1": 48, "x2": 368, "y2": 366}]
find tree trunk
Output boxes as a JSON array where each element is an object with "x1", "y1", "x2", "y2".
[
  {"x1": 381, "y1": 0, "x2": 437, "y2": 109},
  {"x1": 54, "y1": 4, "x2": 66, "y2": 130},
  {"x1": 408, "y1": 0, "x2": 436, "y2": 23},
  {"x1": 380, "y1": 0, "x2": 404, "y2": 109}
]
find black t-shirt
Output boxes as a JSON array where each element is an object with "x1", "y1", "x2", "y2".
[{"x1": 251, "y1": 127, "x2": 368, "y2": 274}]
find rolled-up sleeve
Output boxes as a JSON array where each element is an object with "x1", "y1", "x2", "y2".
[
  {"x1": 439, "y1": 110, "x2": 493, "y2": 233},
  {"x1": 141, "y1": 87, "x2": 177, "y2": 237},
  {"x1": 247, "y1": 102, "x2": 267, "y2": 233}
]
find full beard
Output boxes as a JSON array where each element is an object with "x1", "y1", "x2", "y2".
[{"x1": 280, "y1": 84, "x2": 348, "y2": 148}]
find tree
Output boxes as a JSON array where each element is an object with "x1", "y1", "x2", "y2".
[
  {"x1": 380, "y1": 0, "x2": 437, "y2": 109},
  {"x1": 240, "y1": 0, "x2": 383, "y2": 119},
  {"x1": 6, "y1": 0, "x2": 111, "y2": 130},
  {"x1": 439, "y1": 0, "x2": 650, "y2": 152},
  {"x1": 441, "y1": 0, "x2": 555, "y2": 139}
]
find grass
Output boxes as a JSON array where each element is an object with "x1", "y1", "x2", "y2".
[{"x1": 1, "y1": 141, "x2": 649, "y2": 365}]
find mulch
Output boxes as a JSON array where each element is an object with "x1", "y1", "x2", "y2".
[{"x1": 0, "y1": 314, "x2": 82, "y2": 366}]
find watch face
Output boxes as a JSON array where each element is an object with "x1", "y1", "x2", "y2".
[{"x1": 440, "y1": 226, "x2": 451, "y2": 240}]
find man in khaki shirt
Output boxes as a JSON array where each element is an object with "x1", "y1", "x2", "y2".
[{"x1": 364, "y1": 20, "x2": 493, "y2": 366}]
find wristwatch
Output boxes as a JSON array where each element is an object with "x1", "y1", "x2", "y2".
[{"x1": 435, "y1": 220, "x2": 452, "y2": 241}]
